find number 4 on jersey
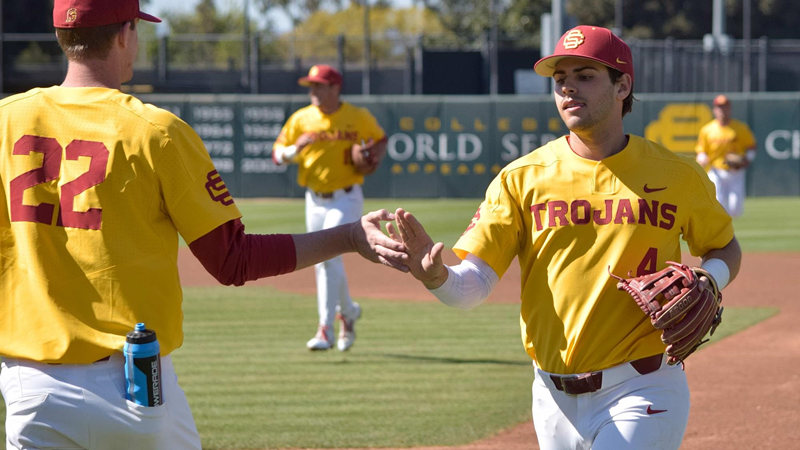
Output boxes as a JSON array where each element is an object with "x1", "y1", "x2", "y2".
[{"x1": 637, "y1": 247, "x2": 658, "y2": 276}]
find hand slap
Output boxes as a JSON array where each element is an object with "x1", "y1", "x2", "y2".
[
  {"x1": 394, "y1": 208, "x2": 448, "y2": 289},
  {"x1": 352, "y1": 209, "x2": 409, "y2": 272}
]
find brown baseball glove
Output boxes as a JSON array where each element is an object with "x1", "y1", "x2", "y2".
[
  {"x1": 611, "y1": 262, "x2": 723, "y2": 365},
  {"x1": 724, "y1": 152, "x2": 748, "y2": 170},
  {"x1": 351, "y1": 140, "x2": 384, "y2": 175}
]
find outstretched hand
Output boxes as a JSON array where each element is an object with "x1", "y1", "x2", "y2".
[
  {"x1": 390, "y1": 208, "x2": 448, "y2": 289},
  {"x1": 350, "y1": 209, "x2": 409, "y2": 272}
]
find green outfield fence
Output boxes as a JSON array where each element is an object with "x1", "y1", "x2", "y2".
[{"x1": 138, "y1": 92, "x2": 800, "y2": 199}]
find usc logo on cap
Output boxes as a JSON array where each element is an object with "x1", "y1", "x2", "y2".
[
  {"x1": 562, "y1": 29, "x2": 585, "y2": 49},
  {"x1": 66, "y1": 7, "x2": 78, "y2": 23},
  {"x1": 309, "y1": 66, "x2": 320, "y2": 76}
]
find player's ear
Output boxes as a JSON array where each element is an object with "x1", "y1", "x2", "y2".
[
  {"x1": 615, "y1": 73, "x2": 632, "y2": 100},
  {"x1": 116, "y1": 21, "x2": 134, "y2": 48}
]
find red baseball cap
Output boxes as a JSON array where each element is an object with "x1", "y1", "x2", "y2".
[
  {"x1": 713, "y1": 94, "x2": 730, "y2": 106},
  {"x1": 53, "y1": 0, "x2": 161, "y2": 28},
  {"x1": 298, "y1": 65, "x2": 343, "y2": 86},
  {"x1": 534, "y1": 25, "x2": 634, "y2": 84}
]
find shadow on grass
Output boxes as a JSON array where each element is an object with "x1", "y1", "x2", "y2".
[{"x1": 382, "y1": 353, "x2": 530, "y2": 366}]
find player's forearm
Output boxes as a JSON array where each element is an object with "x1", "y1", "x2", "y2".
[
  {"x1": 291, "y1": 223, "x2": 360, "y2": 270},
  {"x1": 700, "y1": 236, "x2": 742, "y2": 289},
  {"x1": 292, "y1": 210, "x2": 408, "y2": 272},
  {"x1": 429, "y1": 255, "x2": 498, "y2": 309}
]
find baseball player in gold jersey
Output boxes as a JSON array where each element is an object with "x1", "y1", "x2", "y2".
[
  {"x1": 273, "y1": 64, "x2": 387, "y2": 351},
  {"x1": 695, "y1": 94, "x2": 757, "y2": 217},
  {"x1": 0, "y1": 1, "x2": 406, "y2": 448},
  {"x1": 392, "y1": 26, "x2": 742, "y2": 449}
]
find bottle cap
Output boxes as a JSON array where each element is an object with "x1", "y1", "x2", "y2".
[{"x1": 126, "y1": 322, "x2": 157, "y2": 344}]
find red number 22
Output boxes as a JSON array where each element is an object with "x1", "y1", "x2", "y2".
[{"x1": 10, "y1": 135, "x2": 108, "y2": 230}]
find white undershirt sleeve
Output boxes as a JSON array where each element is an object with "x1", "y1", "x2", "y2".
[
  {"x1": 428, "y1": 254, "x2": 500, "y2": 309},
  {"x1": 273, "y1": 145, "x2": 298, "y2": 165},
  {"x1": 700, "y1": 258, "x2": 730, "y2": 290}
]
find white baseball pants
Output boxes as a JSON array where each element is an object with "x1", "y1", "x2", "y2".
[
  {"x1": 531, "y1": 354, "x2": 689, "y2": 450},
  {"x1": 0, "y1": 353, "x2": 201, "y2": 450},
  {"x1": 707, "y1": 167, "x2": 746, "y2": 217},
  {"x1": 305, "y1": 184, "x2": 364, "y2": 327}
]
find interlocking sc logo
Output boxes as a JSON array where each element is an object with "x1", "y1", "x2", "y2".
[
  {"x1": 66, "y1": 8, "x2": 78, "y2": 23},
  {"x1": 562, "y1": 30, "x2": 585, "y2": 49},
  {"x1": 204, "y1": 170, "x2": 234, "y2": 206}
]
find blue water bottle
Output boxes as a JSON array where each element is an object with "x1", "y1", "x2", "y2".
[{"x1": 123, "y1": 323, "x2": 163, "y2": 406}]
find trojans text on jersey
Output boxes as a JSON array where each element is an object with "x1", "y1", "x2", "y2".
[{"x1": 530, "y1": 198, "x2": 677, "y2": 231}]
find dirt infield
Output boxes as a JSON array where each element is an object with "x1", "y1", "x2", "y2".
[{"x1": 178, "y1": 249, "x2": 800, "y2": 449}]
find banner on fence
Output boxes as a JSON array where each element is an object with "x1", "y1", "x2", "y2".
[{"x1": 142, "y1": 93, "x2": 800, "y2": 198}]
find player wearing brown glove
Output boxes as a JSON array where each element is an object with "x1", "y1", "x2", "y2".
[{"x1": 724, "y1": 152, "x2": 749, "y2": 170}]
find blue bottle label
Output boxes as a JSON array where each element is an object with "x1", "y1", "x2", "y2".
[{"x1": 125, "y1": 353, "x2": 163, "y2": 406}]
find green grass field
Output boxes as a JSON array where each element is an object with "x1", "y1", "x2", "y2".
[{"x1": 0, "y1": 196, "x2": 794, "y2": 448}]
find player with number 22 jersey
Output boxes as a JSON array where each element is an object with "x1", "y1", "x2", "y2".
[{"x1": 0, "y1": 86, "x2": 241, "y2": 364}]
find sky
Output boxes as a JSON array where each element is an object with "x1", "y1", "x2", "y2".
[{"x1": 146, "y1": 0, "x2": 416, "y2": 34}]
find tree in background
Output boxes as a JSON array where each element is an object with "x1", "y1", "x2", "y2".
[
  {"x1": 158, "y1": 0, "x2": 244, "y2": 68},
  {"x1": 566, "y1": 0, "x2": 712, "y2": 39},
  {"x1": 411, "y1": 0, "x2": 800, "y2": 43},
  {"x1": 736, "y1": 0, "x2": 800, "y2": 39},
  {"x1": 289, "y1": 3, "x2": 449, "y2": 64},
  {"x1": 249, "y1": 0, "x2": 448, "y2": 65},
  {"x1": 566, "y1": 0, "x2": 800, "y2": 40}
]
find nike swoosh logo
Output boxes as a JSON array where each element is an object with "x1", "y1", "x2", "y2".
[
  {"x1": 647, "y1": 405, "x2": 668, "y2": 415},
  {"x1": 616, "y1": 57, "x2": 628, "y2": 64},
  {"x1": 643, "y1": 184, "x2": 667, "y2": 193}
]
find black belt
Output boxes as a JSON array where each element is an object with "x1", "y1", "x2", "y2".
[
  {"x1": 549, "y1": 353, "x2": 663, "y2": 395},
  {"x1": 47, "y1": 355, "x2": 111, "y2": 365},
  {"x1": 314, "y1": 185, "x2": 353, "y2": 199}
]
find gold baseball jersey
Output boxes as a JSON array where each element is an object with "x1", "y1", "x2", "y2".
[
  {"x1": 454, "y1": 135, "x2": 734, "y2": 374},
  {"x1": 0, "y1": 87, "x2": 242, "y2": 363},
  {"x1": 274, "y1": 102, "x2": 385, "y2": 193},
  {"x1": 695, "y1": 119, "x2": 756, "y2": 170}
]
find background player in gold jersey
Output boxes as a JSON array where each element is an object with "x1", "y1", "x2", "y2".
[
  {"x1": 391, "y1": 26, "x2": 742, "y2": 449},
  {"x1": 695, "y1": 94, "x2": 757, "y2": 217},
  {"x1": 272, "y1": 65, "x2": 387, "y2": 351},
  {"x1": 0, "y1": 1, "x2": 405, "y2": 448}
]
